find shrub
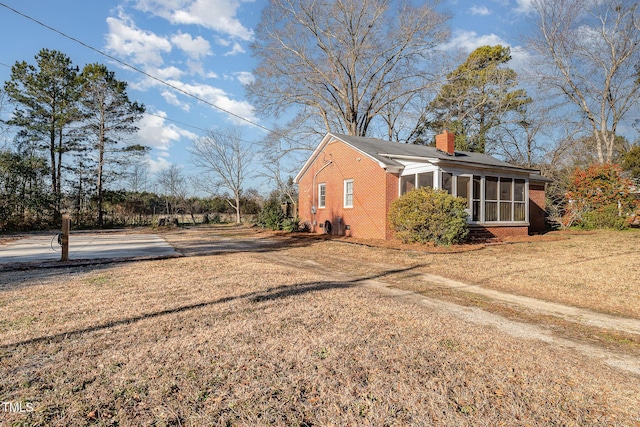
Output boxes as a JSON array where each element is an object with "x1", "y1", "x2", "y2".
[
  {"x1": 257, "y1": 198, "x2": 285, "y2": 230},
  {"x1": 579, "y1": 203, "x2": 629, "y2": 230},
  {"x1": 388, "y1": 187, "x2": 469, "y2": 246},
  {"x1": 282, "y1": 217, "x2": 302, "y2": 232},
  {"x1": 565, "y1": 163, "x2": 635, "y2": 230}
]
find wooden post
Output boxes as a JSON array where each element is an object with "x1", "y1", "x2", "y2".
[{"x1": 61, "y1": 214, "x2": 70, "y2": 262}]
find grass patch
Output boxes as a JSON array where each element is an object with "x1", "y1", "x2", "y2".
[{"x1": 1, "y1": 228, "x2": 639, "y2": 425}]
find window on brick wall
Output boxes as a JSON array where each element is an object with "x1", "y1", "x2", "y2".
[
  {"x1": 318, "y1": 183, "x2": 326, "y2": 208},
  {"x1": 344, "y1": 179, "x2": 353, "y2": 208}
]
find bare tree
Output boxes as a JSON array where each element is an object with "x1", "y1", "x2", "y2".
[
  {"x1": 190, "y1": 128, "x2": 254, "y2": 223},
  {"x1": 156, "y1": 164, "x2": 187, "y2": 221},
  {"x1": 491, "y1": 98, "x2": 566, "y2": 168},
  {"x1": 247, "y1": 0, "x2": 449, "y2": 140},
  {"x1": 528, "y1": 0, "x2": 640, "y2": 163}
]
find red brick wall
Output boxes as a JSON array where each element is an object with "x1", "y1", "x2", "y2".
[
  {"x1": 298, "y1": 138, "x2": 548, "y2": 240},
  {"x1": 529, "y1": 183, "x2": 547, "y2": 233},
  {"x1": 473, "y1": 226, "x2": 529, "y2": 238},
  {"x1": 297, "y1": 139, "x2": 393, "y2": 239},
  {"x1": 385, "y1": 172, "x2": 400, "y2": 239}
]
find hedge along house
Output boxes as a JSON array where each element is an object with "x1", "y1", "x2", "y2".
[{"x1": 294, "y1": 131, "x2": 550, "y2": 240}]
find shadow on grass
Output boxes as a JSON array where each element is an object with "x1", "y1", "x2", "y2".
[{"x1": 0, "y1": 265, "x2": 421, "y2": 351}]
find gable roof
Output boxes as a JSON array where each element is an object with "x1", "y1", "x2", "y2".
[{"x1": 295, "y1": 132, "x2": 545, "y2": 183}]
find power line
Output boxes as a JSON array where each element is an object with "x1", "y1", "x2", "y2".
[
  {"x1": 0, "y1": 2, "x2": 278, "y2": 136},
  {"x1": 145, "y1": 111, "x2": 260, "y2": 145}
]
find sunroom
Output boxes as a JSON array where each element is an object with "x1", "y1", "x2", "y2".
[{"x1": 397, "y1": 162, "x2": 530, "y2": 226}]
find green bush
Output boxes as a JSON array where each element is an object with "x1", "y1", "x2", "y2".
[
  {"x1": 282, "y1": 217, "x2": 302, "y2": 232},
  {"x1": 579, "y1": 203, "x2": 629, "y2": 230},
  {"x1": 257, "y1": 198, "x2": 285, "y2": 230},
  {"x1": 388, "y1": 187, "x2": 469, "y2": 246}
]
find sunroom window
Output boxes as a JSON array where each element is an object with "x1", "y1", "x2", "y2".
[
  {"x1": 417, "y1": 172, "x2": 434, "y2": 189},
  {"x1": 514, "y1": 179, "x2": 526, "y2": 221},
  {"x1": 400, "y1": 171, "x2": 434, "y2": 195},
  {"x1": 485, "y1": 177, "x2": 499, "y2": 221},
  {"x1": 400, "y1": 175, "x2": 415, "y2": 195},
  {"x1": 485, "y1": 176, "x2": 526, "y2": 222},
  {"x1": 472, "y1": 176, "x2": 481, "y2": 221},
  {"x1": 441, "y1": 172, "x2": 453, "y2": 194}
]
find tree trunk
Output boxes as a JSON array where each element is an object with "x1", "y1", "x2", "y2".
[{"x1": 235, "y1": 195, "x2": 241, "y2": 223}]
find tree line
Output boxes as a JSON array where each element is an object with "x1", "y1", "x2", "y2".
[
  {"x1": 247, "y1": 0, "x2": 640, "y2": 228},
  {"x1": 248, "y1": 0, "x2": 640, "y2": 164},
  {"x1": 2, "y1": 0, "x2": 640, "y2": 232},
  {"x1": 1, "y1": 49, "x2": 145, "y2": 230}
]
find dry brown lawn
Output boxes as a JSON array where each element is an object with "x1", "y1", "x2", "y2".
[
  {"x1": 275, "y1": 229, "x2": 640, "y2": 320},
  {"x1": 1, "y1": 227, "x2": 639, "y2": 425}
]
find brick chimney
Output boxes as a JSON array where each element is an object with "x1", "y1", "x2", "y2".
[{"x1": 436, "y1": 130, "x2": 455, "y2": 155}]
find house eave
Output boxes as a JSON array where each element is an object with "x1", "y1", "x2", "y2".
[
  {"x1": 294, "y1": 133, "x2": 335, "y2": 184},
  {"x1": 295, "y1": 132, "x2": 399, "y2": 182}
]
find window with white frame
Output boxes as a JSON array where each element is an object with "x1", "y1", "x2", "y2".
[
  {"x1": 318, "y1": 183, "x2": 326, "y2": 208},
  {"x1": 472, "y1": 176, "x2": 481, "y2": 221},
  {"x1": 485, "y1": 176, "x2": 526, "y2": 222},
  {"x1": 400, "y1": 171, "x2": 434, "y2": 195},
  {"x1": 344, "y1": 179, "x2": 353, "y2": 208},
  {"x1": 418, "y1": 172, "x2": 434, "y2": 189},
  {"x1": 400, "y1": 175, "x2": 415, "y2": 195},
  {"x1": 441, "y1": 172, "x2": 453, "y2": 194},
  {"x1": 398, "y1": 169, "x2": 528, "y2": 223}
]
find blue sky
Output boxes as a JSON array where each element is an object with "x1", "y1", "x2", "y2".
[{"x1": 0, "y1": 0, "x2": 537, "y2": 193}]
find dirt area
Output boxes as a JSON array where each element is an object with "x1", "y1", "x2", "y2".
[{"x1": 1, "y1": 225, "x2": 639, "y2": 425}]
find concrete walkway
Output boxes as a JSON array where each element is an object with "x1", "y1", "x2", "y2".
[{"x1": 0, "y1": 232, "x2": 178, "y2": 265}]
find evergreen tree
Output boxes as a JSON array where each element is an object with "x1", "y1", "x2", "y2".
[
  {"x1": 4, "y1": 49, "x2": 83, "y2": 222},
  {"x1": 78, "y1": 63, "x2": 146, "y2": 227},
  {"x1": 415, "y1": 45, "x2": 530, "y2": 153}
]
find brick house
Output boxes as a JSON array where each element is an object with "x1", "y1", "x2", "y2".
[{"x1": 294, "y1": 131, "x2": 550, "y2": 240}]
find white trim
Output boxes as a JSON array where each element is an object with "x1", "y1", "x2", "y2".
[
  {"x1": 318, "y1": 183, "x2": 326, "y2": 209},
  {"x1": 344, "y1": 179, "x2": 354, "y2": 208}
]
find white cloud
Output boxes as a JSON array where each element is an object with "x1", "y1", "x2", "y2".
[
  {"x1": 470, "y1": 5, "x2": 491, "y2": 16},
  {"x1": 223, "y1": 42, "x2": 246, "y2": 56},
  {"x1": 136, "y1": 111, "x2": 197, "y2": 152},
  {"x1": 134, "y1": 0, "x2": 254, "y2": 41},
  {"x1": 170, "y1": 32, "x2": 211, "y2": 59},
  {"x1": 514, "y1": 0, "x2": 535, "y2": 15},
  {"x1": 158, "y1": 79, "x2": 257, "y2": 124},
  {"x1": 128, "y1": 65, "x2": 185, "y2": 91},
  {"x1": 440, "y1": 30, "x2": 531, "y2": 74},
  {"x1": 161, "y1": 90, "x2": 191, "y2": 111},
  {"x1": 152, "y1": 66, "x2": 185, "y2": 81},
  {"x1": 186, "y1": 59, "x2": 205, "y2": 76},
  {"x1": 508, "y1": 46, "x2": 533, "y2": 73},
  {"x1": 147, "y1": 156, "x2": 172, "y2": 174},
  {"x1": 216, "y1": 37, "x2": 231, "y2": 47},
  {"x1": 441, "y1": 30, "x2": 508, "y2": 53},
  {"x1": 234, "y1": 71, "x2": 255, "y2": 85},
  {"x1": 105, "y1": 11, "x2": 171, "y2": 67}
]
